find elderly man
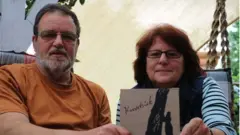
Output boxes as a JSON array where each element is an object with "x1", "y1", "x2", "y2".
[{"x1": 0, "y1": 4, "x2": 130, "y2": 135}]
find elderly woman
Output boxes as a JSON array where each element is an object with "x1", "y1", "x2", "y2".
[{"x1": 116, "y1": 24, "x2": 236, "y2": 135}]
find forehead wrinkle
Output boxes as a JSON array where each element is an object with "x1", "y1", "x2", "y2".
[{"x1": 38, "y1": 12, "x2": 76, "y2": 34}]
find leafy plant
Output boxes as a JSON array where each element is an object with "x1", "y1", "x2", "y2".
[
  {"x1": 25, "y1": 0, "x2": 85, "y2": 18},
  {"x1": 228, "y1": 20, "x2": 239, "y2": 134},
  {"x1": 229, "y1": 21, "x2": 239, "y2": 83}
]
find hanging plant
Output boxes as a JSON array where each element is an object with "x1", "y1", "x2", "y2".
[{"x1": 25, "y1": 0, "x2": 85, "y2": 18}]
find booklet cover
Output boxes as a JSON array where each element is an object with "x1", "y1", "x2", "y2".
[{"x1": 120, "y1": 88, "x2": 180, "y2": 135}]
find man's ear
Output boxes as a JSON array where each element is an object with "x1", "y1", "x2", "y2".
[
  {"x1": 32, "y1": 35, "x2": 37, "y2": 42},
  {"x1": 75, "y1": 39, "x2": 80, "y2": 50},
  {"x1": 76, "y1": 39, "x2": 80, "y2": 46},
  {"x1": 32, "y1": 35, "x2": 38, "y2": 52}
]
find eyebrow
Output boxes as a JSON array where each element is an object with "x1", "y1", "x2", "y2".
[
  {"x1": 40, "y1": 30, "x2": 77, "y2": 36},
  {"x1": 148, "y1": 49, "x2": 177, "y2": 52},
  {"x1": 61, "y1": 31, "x2": 76, "y2": 35}
]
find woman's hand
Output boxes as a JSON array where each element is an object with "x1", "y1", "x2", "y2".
[{"x1": 180, "y1": 118, "x2": 211, "y2": 135}]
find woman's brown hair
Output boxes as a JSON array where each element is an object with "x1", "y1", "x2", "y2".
[{"x1": 133, "y1": 24, "x2": 203, "y2": 84}]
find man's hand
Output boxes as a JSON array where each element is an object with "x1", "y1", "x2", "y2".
[
  {"x1": 180, "y1": 118, "x2": 211, "y2": 135},
  {"x1": 87, "y1": 124, "x2": 131, "y2": 135}
]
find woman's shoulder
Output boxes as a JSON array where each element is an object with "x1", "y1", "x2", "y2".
[
  {"x1": 201, "y1": 76, "x2": 225, "y2": 97},
  {"x1": 202, "y1": 76, "x2": 220, "y2": 88},
  {"x1": 194, "y1": 76, "x2": 215, "y2": 83},
  {"x1": 203, "y1": 76, "x2": 216, "y2": 82}
]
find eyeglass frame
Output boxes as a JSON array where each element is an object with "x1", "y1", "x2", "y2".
[
  {"x1": 37, "y1": 30, "x2": 79, "y2": 44},
  {"x1": 146, "y1": 50, "x2": 182, "y2": 59}
]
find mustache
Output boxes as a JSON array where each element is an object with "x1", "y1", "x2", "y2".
[{"x1": 48, "y1": 49, "x2": 67, "y2": 56}]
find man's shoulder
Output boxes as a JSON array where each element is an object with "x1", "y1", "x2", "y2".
[
  {"x1": 0, "y1": 63, "x2": 35, "y2": 71},
  {"x1": 73, "y1": 74, "x2": 107, "y2": 103},
  {"x1": 73, "y1": 74, "x2": 105, "y2": 93},
  {"x1": 0, "y1": 63, "x2": 37, "y2": 79}
]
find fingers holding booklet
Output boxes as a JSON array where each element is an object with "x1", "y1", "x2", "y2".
[{"x1": 92, "y1": 124, "x2": 131, "y2": 135}]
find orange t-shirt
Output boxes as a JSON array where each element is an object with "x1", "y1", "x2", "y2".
[{"x1": 0, "y1": 63, "x2": 111, "y2": 130}]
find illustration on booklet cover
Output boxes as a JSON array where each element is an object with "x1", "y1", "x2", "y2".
[{"x1": 120, "y1": 88, "x2": 180, "y2": 135}]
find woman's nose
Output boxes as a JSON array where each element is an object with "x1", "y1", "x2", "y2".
[{"x1": 158, "y1": 53, "x2": 168, "y2": 64}]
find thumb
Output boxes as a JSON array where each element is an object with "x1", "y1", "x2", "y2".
[{"x1": 116, "y1": 126, "x2": 131, "y2": 135}]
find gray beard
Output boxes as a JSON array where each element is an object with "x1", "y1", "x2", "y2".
[{"x1": 37, "y1": 55, "x2": 74, "y2": 76}]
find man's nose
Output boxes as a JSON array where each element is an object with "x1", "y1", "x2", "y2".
[{"x1": 52, "y1": 34, "x2": 64, "y2": 48}]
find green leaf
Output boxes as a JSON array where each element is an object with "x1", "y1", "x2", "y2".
[
  {"x1": 58, "y1": 0, "x2": 66, "y2": 3},
  {"x1": 79, "y1": 0, "x2": 85, "y2": 5},
  {"x1": 25, "y1": 0, "x2": 35, "y2": 19}
]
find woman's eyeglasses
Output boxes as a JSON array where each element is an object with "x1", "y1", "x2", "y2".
[{"x1": 147, "y1": 50, "x2": 182, "y2": 59}]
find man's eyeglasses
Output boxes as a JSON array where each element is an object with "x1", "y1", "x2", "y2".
[
  {"x1": 38, "y1": 30, "x2": 78, "y2": 43},
  {"x1": 147, "y1": 50, "x2": 182, "y2": 59}
]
